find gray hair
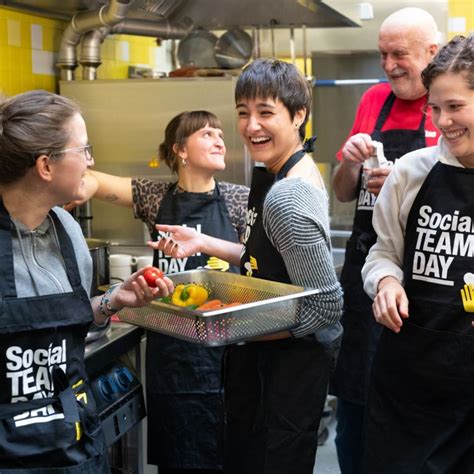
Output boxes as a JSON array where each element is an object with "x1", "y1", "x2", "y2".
[{"x1": 0, "y1": 89, "x2": 80, "y2": 185}]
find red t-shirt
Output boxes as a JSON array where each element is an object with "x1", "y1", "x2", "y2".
[{"x1": 336, "y1": 83, "x2": 440, "y2": 160}]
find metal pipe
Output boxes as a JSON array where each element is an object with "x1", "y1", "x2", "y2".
[
  {"x1": 252, "y1": 26, "x2": 260, "y2": 59},
  {"x1": 57, "y1": 0, "x2": 131, "y2": 81},
  {"x1": 110, "y1": 18, "x2": 191, "y2": 39},
  {"x1": 289, "y1": 24, "x2": 295, "y2": 65},
  {"x1": 313, "y1": 79, "x2": 389, "y2": 86},
  {"x1": 78, "y1": 18, "x2": 192, "y2": 81},
  {"x1": 302, "y1": 24, "x2": 308, "y2": 78},
  {"x1": 80, "y1": 27, "x2": 110, "y2": 80}
]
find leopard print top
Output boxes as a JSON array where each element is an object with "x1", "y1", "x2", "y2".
[{"x1": 132, "y1": 178, "x2": 249, "y2": 238}]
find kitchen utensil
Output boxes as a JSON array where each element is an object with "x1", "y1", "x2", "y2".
[
  {"x1": 116, "y1": 269, "x2": 320, "y2": 346},
  {"x1": 136, "y1": 255, "x2": 154, "y2": 270},
  {"x1": 109, "y1": 254, "x2": 137, "y2": 284},
  {"x1": 215, "y1": 27, "x2": 253, "y2": 69},
  {"x1": 86, "y1": 238, "x2": 110, "y2": 296},
  {"x1": 177, "y1": 28, "x2": 219, "y2": 68}
]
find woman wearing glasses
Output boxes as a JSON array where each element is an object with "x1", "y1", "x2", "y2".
[{"x1": 0, "y1": 90, "x2": 173, "y2": 472}]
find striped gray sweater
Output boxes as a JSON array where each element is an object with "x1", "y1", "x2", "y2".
[{"x1": 263, "y1": 177, "x2": 343, "y2": 337}]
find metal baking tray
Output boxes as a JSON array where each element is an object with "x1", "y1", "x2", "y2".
[{"x1": 117, "y1": 269, "x2": 320, "y2": 347}]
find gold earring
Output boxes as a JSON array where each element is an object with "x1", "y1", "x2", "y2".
[{"x1": 182, "y1": 158, "x2": 187, "y2": 167}]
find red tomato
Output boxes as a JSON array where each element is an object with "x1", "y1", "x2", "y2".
[{"x1": 143, "y1": 267, "x2": 164, "y2": 287}]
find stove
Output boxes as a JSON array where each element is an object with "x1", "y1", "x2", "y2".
[{"x1": 85, "y1": 322, "x2": 145, "y2": 472}]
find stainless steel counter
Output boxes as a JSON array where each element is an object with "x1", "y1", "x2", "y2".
[{"x1": 85, "y1": 322, "x2": 143, "y2": 378}]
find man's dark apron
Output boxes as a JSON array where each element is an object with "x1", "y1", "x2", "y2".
[
  {"x1": 0, "y1": 201, "x2": 108, "y2": 473},
  {"x1": 224, "y1": 147, "x2": 337, "y2": 474},
  {"x1": 362, "y1": 162, "x2": 474, "y2": 473},
  {"x1": 147, "y1": 182, "x2": 239, "y2": 469},
  {"x1": 332, "y1": 92, "x2": 428, "y2": 404}
]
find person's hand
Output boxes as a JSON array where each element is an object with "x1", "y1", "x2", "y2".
[
  {"x1": 148, "y1": 224, "x2": 204, "y2": 259},
  {"x1": 372, "y1": 276, "x2": 409, "y2": 333},
  {"x1": 342, "y1": 133, "x2": 375, "y2": 165},
  {"x1": 63, "y1": 170, "x2": 99, "y2": 211},
  {"x1": 113, "y1": 266, "x2": 174, "y2": 309},
  {"x1": 365, "y1": 166, "x2": 392, "y2": 196}
]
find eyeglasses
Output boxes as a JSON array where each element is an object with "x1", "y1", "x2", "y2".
[{"x1": 49, "y1": 144, "x2": 94, "y2": 162}]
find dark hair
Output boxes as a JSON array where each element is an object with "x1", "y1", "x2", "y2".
[
  {"x1": 0, "y1": 90, "x2": 80, "y2": 185},
  {"x1": 422, "y1": 35, "x2": 474, "y2": 90},
  {"x1": 158, "y1": 110, "x2": 222, "y2": 173},
  {"x1": 234, "y1": 58, "x2": 312, "y2": 141}
]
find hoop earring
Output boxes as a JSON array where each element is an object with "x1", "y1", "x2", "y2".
[{"x1": 182, "y1": 158, "x2": 187, "y2": 167}]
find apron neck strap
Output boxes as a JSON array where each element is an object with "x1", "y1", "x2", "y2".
[
  {"x1": 0, "y1": 202, "x2": 83, "y2": 297},
  {"x1": 374, "y1": 92, "x2": 427, "y2": 133},
  {"x1": 276, "y1": 149, "x2": 306, "y2": 181},
  {"x1": 373, "y1": 92, "x2": 396, "y2": 132},
  {"x1": 49, "y1": 209, "x2": 83, "y2": 290},
  {"x1": 0, "y1": 200, "x2": 17, "y2": 298}
]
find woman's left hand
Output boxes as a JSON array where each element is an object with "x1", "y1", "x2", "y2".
[{"x1": 113, "y1": 267, "x2": 174, "y2": 309}]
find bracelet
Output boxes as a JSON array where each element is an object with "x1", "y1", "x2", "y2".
[{"x1": 98, "y1": 284, "x2": 122, "y2": 317}]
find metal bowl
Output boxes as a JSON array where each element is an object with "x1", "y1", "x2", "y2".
[
  {"x1": 177, "y1": 28, "x2": 219, "y2": 68},
  {"x1": 215, "y1": 28, "x2": 253, "y2": 69}
]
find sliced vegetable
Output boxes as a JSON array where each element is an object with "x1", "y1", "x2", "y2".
[
  {"x1": 197, "y1": 299, "x2": 242, "y2": 311},
  {"x1": 197, "y1": 299, "x2": 224, "y2": 311}
]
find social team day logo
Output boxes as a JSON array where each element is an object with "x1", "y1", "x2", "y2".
[
  {"x1": 411, "y1": 205, "x2": 473, "y2": 287},
  {"x1": 6, "y1": 340, "x2": 67, "y2": 427}
]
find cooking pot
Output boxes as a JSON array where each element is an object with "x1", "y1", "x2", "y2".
[
  {"x1": 215, "y1": 28, "x2": 253, "y2": 69},
  {"x1": 86, "y1": 238, "x2": 110, "y2": 297},
  {"x1": 177, "y1": 28, "x2": 219, "y2": 68}
]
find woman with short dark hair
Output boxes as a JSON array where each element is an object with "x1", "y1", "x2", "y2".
[{"x1": 152, "y1": 59, "x2": 343, "y2": 473}]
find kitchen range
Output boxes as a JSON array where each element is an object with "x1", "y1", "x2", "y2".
[{"x1": 85, "y1": 321, "x2": 145, "y2": 473}]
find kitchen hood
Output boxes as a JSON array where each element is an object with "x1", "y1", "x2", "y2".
[{"x1": 1, "y1": 0, "x2": 360, "y2": 29}]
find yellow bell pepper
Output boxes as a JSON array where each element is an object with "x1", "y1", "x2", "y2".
[{"x1": 171, "y1": 284, "x2": 209, "y2": 307}]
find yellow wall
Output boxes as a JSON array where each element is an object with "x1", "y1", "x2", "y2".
[
  {"x1": 448, "y1": 0, "x2": 474, "y2": 38},
  {"x1": 0, "y1": 7, "x2": 166, "y2": 96}
]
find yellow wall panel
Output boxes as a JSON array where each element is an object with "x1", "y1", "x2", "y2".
[
  {"x1": 0, "y1": 7, "x2": 168, "y2": 94},
  {"x1": 448, "y1": 0, "x2": 474, "y2": 37}
]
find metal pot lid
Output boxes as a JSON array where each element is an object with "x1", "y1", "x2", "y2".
[
  {"x1": 215, "y1": 28, "x2": 253, "y2": 69},
  {"x1": 177, "y1": 28, "x2": 219, "y2": 68}
]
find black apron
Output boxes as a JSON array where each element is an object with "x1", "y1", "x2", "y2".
[
  {"x1": 0, "y1": 201, "x2": 108, "y2": 473},
  {"x1": 332, "y1": 92, "x2": 428, "y2": 404},
  {"x1": 224, "y1": 147, "x2": 338, "y2": 474},
  {"x1": 362, "y1": 162, "x2": 474, "y2": 473},
  {"x1": 147, "y1": 182, "x2": 239, "y2": 469}
]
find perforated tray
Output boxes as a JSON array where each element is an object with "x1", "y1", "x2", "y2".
[{"x1": 117, "y1": 269, "x2": 320, "y2": 346}]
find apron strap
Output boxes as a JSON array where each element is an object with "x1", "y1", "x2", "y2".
[
  {"x1": 373, "y1": 91, "x2": 427, "y2": 134},
  {"x1": 0, "y1": 204, "x2": 84, "y2": 297},
  {"x1": 0, "y1": 200, "x2": 17, "y2": 297},
  {"x1": 373, "y1": 92, "x2": 396, "y2": 133},
  {"x1": 49, "y1": 209, "x2": 84, "y2": 291},
  {"x1": 276, "y1": 136, "x2": 317, "y2": 181},
  {"x1": 276, "y1": 150, "x2": 305, "y2": 180}
]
